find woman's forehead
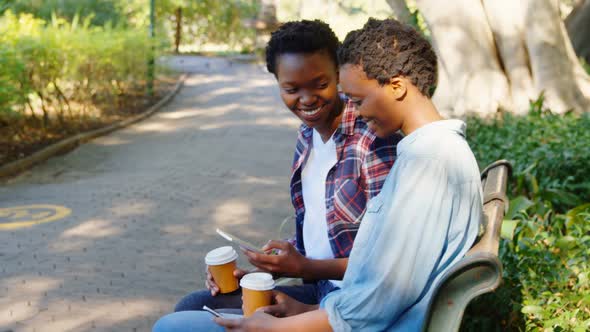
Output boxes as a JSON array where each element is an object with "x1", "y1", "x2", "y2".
[
  {"x1": 339, "y1": 65, "x2": 372, "y2": 92},
  {"x1": 276, "y1": 52, "x2": 336, "y2": 77}
]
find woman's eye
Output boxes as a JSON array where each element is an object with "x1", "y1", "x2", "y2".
[
  {"x1": 317, "y1": 82, "x2": 329, "y2": 89},
  {"x1": 353, "y1": 100, "x2": 363, "y2": 106},
  {"x1": 284, "y1": 88, "x2": 297, "y2": 94}
]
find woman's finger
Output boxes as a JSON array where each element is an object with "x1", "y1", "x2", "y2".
[
  {"x1": 262, "y1": 240, "x2": 290, "y2": 252},
  {"x1": 243, "y1": 250, "x2": 282, "y2": 265},
  {"x1": 214, "y1": 316, "x2": 242, "y2": 329},
  {"x1": 246, "y1": 261, "x2": 278, "y2": 273},
  {"x1": 257, "y1": 304, "x2": 284, "y2": 317},
  {"x1": 233, "y1": 268, "x2": 249, "y2": 278},
  {"x1": 205, "y1": 280, "x2": 219, "y2": 295}
]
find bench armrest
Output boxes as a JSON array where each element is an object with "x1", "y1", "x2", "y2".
[{"x1": 422, "y1": 253, "x2": 503, "y2": 332}]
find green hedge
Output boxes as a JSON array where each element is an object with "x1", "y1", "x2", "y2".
[
  {"x1": 0, "y1": 42, "x2": 27, "y2": 122},
  {"x1": 469, "y1": 102, "x2": 590, "y2": 212},
  {"x1": 464, "y1": 99, "x2": 590, "y2": 331},
  {"x1": 0, "y1": 11, "x2": 163, "y2": 126}
]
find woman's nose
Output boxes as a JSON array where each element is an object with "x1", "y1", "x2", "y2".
[{"x1": 299, "y1": 92, "x2": 318, "y2": 106}]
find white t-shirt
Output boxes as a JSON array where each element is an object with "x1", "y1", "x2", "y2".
[{"x1": 302, "y1": 129, "x2": 341, "y2": 286}]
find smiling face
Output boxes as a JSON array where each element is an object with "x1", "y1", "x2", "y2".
[
  {"x1": 339, "y1": 64, "x2": 404, "y2": 138},
  {"x1": 275, "y1": 51, "x2": 343, "y2": 137}
]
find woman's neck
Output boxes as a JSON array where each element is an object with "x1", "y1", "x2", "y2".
[
  {"x1": 400, "y1": 97, "x2": 442, "y2": 136},
  {"x1": 316, "y1": 98, "x2": 344, "y2": 142}
]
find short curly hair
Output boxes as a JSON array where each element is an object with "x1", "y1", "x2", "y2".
[
  {"x1": 338, "y1": 18, "x2": 437, "y2": 97},
  {"x1": 265, "y1": 20, "x2": 340, "y2": 76}
]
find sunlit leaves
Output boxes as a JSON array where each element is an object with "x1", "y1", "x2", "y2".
[{"x1": 464, "y1": 104, "x2": 590, "y2": 331}]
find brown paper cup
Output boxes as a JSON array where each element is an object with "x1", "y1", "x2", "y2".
[
  {"x1": 242, "y1": 288, "x2": 272, "y2": 317},
  {"x1": 205, "y1": 246, "x2": 239, "y2": 294},
  {"x1": 209, "y1": 260, "x2": 239, "y2": 293},
  {"x1": 240, "y1": 272, "x2": 275, "y2": 317}
]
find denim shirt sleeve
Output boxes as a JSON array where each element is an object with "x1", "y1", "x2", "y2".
[{"x1": 320, "y1": 155, "x2": 481, "y2": 331}]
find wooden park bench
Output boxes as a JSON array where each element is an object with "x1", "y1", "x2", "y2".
[{"x1": 422, "y1": 159, "x2": 512, "y2": 331}]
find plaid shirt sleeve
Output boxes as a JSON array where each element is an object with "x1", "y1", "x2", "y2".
[{"x1": 362, "y1": 134, "x2": 402, "y2": 199}]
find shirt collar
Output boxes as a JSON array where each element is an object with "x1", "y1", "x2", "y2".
[{"x1": 397, "y1": 119, "x2": 466, "y2": 154}]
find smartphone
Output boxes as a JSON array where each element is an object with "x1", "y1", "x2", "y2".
[
  {"x1": 216, "y1": 228, "x2": 265, "y2": 254},
  {"x1": 203, "y1": 305, "x2": 223, "y2": 318}
]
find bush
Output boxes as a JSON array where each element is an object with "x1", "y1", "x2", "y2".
[
  {"x1": 468, "y1": 95, "x2": 590, "y2": 213},
  {"x1": 0, "y1": 43, "x2": 27, "y2": 120},
  {"x1": 463, "y1": 100, "x2": 590, "y2": 331},
  {"x1": 500, "y1": 202, "x2": 590, "y2": 331},
  {"x1": 0, "y1": 11, "x2": 163, "y2": 126},
  {"x1": 1, "y1": 0, "x2": 126, "y2": 27}
]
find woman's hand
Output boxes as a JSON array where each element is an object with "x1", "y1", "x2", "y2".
[
  {"x1": 205, "y1": 267, "x2": 249, "y2": 296},
  {"x1": 261, "y1": 291, "x2": 318, "y2": 317},
  {"x1": 242, "y1": 240, "x2": 308, "y2": 278},
  {"x1": 214, "y1": 311, "x2": 278, "y2": 332}
]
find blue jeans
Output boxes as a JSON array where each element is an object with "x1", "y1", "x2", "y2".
[
  {"x1": 154, "y1": 281, "x2": 339, "y2": 332},
  {"x1": 153, "y1": 311, "x2": 240, "y2": 332},
  {"x1": 174, "y1": 280, "x2": 338, "y2": 313}
]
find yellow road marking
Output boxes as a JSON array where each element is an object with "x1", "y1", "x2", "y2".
[{"x1": 0, "y1": 205, "x2": 71, "y2": 230}]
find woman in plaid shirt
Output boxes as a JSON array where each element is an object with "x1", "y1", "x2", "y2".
[{"x1": 168, "y1": 19, "x2": 400, "y2": 317}]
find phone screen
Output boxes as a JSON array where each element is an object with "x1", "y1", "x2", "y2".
[{"x1": 216, "y1": 228, "x2": 264, "y2": 254}]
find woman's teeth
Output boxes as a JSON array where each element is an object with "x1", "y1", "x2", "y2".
[{"x1": 300, "y1": 107, "x2": 321, "y2": 116}]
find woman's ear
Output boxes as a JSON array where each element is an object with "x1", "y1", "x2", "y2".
[{"x1": 389, "y1": 77, "x2": 407, "y2": 100}]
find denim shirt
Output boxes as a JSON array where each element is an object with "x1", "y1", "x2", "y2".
[{"x1": 320, "y1": 120, "x2": 482, "y2": 331}]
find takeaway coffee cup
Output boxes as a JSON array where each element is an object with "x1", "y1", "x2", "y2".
[
  {"x1": 205, "y1": 246, "x2": 239, "y2": 294},
  {"x1": 240, "y1": 272, "x2": 275, "y2": 317}
]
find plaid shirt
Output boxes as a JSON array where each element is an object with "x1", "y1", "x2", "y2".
[{"x1": 289, "y1": 99, "x2": 400, "y2": 258}]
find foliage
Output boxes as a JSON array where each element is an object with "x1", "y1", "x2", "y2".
[
  {"x1": 162, "y1": 0, "x2": 258, "y2": 50},
  {"x1": 0, "y1": 0, "x2": 126, "y2": 27},
  {"x1": 0, "y1": 10, "x2": 163, "y2": 127},
  {"x1": 463, "y1": 98, "x2": 590, "y2": 331},
  {"x1": 502, "y1": 202, "x2": 590, "y2": 331},
  {"x1": 582, "y1": 58, "x2": 590, "y2": 76},
  {"x1": 0, "y1": 41, "x2": 27, "y2": 120},
  {"x1": 404, "y1": 0, "x2": 431, "y2": 39},
  {"x1": 468, "y1": 94, "x2": 590, "y2": 213},
  {"x1": 0, "y1": 0, "x2": 259, "y2": 51}
]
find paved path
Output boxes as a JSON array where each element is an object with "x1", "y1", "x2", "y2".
[{"x1": 0, "y1": 56, "x2": 299, "y2": 332}]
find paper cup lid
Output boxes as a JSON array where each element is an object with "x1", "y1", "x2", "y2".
[
  {"x1": 205, "y1": 246, "x2": 238, "y2": 265},
  {"x1": 240, "y1": 272, "x2": 275, "y2": 291}
]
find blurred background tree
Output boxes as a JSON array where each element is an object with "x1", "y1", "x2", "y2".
[
  {"x1": 152, "y1": 0, "x2": 259, "y2": 53},
  {"x1": 404, "y1": 0, "x2": 590, "y2": 117},
  {"x1": 1, "y1": 0, "x2": 126, "y2": 26},
  {"x1": 565, "y1": 0, "x2": 590, "y2": 65},
  {"x1": 276, "y1": 0, "x2": 590, "y2": 117},
  {"x1": 0, "y1": 0, "x2": 259, "y2": 53}
]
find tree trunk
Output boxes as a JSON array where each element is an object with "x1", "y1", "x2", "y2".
[
  {"x1": 566, "y1": 0, "x2": 590, "y2": 63},
  {"x1": 252, "y1": 0, "x2": 279, "y2": 50},
  {"x1": 258, "y1": 0, "x2": 279, "y2": 27},
  {"x1": 405, "y1": 0, "x2": 590, "y2": 116},
  {"x1": 174, "y1": 7, "x2": 182, "y2": 54},
  {"x1": 385, "y1": 0, "x2": 413, "y2": 25}
]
